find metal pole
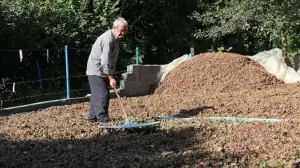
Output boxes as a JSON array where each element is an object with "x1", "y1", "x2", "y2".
[
  {"x1": 136, "y1": 46, "x2": 139, "y2": 65},
  {"x1": 64, "y1": 45, "x2": 70, "y2": 99}
]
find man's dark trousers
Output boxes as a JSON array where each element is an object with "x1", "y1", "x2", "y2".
[{"x1": 88, "y1": 75, "x2": 110, "y2": 121}]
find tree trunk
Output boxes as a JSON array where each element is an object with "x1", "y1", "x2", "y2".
[
  {"x1": 281, "y1": 31, "x2": 287, "y2": 58},
  {"x1": 267, "y1": 33, "x2": 272, "y2": 49}
]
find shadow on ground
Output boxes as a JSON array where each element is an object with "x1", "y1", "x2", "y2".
[
  {"x1": 174, "y1": 106, "x2": 216, "y2": 118},
  {"x1": 0, "y1": 124, "x2": 248, "y2": 168}
]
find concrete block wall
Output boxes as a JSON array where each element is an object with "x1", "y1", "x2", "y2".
[{"x1": 119, "y1": 64, "x2": 162, "y2": 97}]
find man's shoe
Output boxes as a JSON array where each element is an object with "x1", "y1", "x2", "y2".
[
  {"x1": 98, "y1": 114, "x2": 109, "y2": 122},
  {"x1": 88, "y1": 118, "x2": 97, "y2": 123}
]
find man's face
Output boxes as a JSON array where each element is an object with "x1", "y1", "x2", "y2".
[{"x1": 114, "y1": 24, "x2": 127, "y2": 40}]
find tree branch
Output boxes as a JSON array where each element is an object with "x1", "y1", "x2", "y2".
[{"x1": 130, "y1": 3, "x2": 160, "y2": 28}]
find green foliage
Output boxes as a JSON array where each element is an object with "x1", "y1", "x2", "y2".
[
  {"x1": 0, "y1": 0, "x2": 199, "y2": 106},
  {"x1": 190, "y1": 0, "x2": 300, "y2": 54},
  {"x1": 1, "y1": 0, "x2": 300, "y2": 107},
  {"x1": 206, "y1": 45, "x2": 233, "y2": 53},
  {"x1": 121, "y1": 0, "x2": 198, "y2": 64}
]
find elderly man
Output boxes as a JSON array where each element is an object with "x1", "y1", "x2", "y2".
[{"x1": 86, "y1": 17, "x2": 128, "y2": 122}]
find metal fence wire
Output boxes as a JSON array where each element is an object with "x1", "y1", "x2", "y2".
[{"x1": 0, "y1": 46, "x2": 130, "y2": 109}]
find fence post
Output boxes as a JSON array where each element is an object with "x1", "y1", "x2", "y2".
[
  {"x1": 136, "y1": 46, "x2": 139, "y2": 65},
  {"x1": 64, "y1": 45, "x2": 70, "y2": 99},
  {"x1": 190, "y1": 47, "x2": 195, "y2": 56},
  {"x1": 36, "y1": 60, "x2": 43, "y2": 89},
  {"x1": 189, "y1": 47, "x2": 195, "y2": 58}
]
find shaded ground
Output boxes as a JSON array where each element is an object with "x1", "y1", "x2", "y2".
[
  {"x1": 1, "y1": 112, "x2": 300, "y2": 167},
  {"x1": 1, "y1": 52, "x2": 300, "y2": 167}
]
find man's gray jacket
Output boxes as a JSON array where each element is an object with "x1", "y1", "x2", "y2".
[{"x1": 86, "y1": 30, "x2": 120, "y2": 77}]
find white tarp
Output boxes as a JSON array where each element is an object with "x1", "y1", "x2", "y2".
[
  {"x1": 248, "y1": 48, "x2": 300, "y2": 83},
  {"x1": 156, "y1": 54, "x2": 190, "y2": 84}
]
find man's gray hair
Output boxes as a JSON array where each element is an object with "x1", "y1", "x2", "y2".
[{"x1": 113, "y1": 17, "x2": 128, "y2": 28}]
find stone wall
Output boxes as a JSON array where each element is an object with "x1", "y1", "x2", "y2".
[{"x1": 119, "y1": 64, "x2": 162, "y2": 97}]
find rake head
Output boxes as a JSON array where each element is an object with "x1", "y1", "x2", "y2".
[{"x1": 98, "y1": 118, "x2": 160, "y2": 129}]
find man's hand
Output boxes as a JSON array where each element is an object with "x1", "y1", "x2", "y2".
[{"x1": 108, "y1": 75, "x2": 116, "y2": 88}]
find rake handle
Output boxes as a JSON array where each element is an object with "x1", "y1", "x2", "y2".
[{"x1": 113, "y1": 87, "x2": 128, "y2": 119}]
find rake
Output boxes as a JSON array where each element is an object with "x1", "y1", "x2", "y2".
[{"x1": 98, "y1": 86, "x2": 160, "y2": 129}]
